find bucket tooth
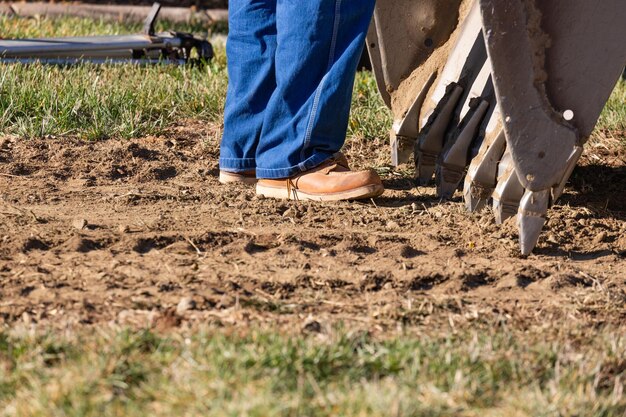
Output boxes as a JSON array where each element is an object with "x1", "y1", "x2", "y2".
[
  {"x1": 464, "y1": 128, "x2": 505, "y2": 212},
  {"x1": 518, "y1": 190, "x2": 550, "y2": 256},
  {"x1": 423, "y1": 0, "x2": 486, "y2": 116},
  {"x1": 436, "y1": 98, "x2": 489, "y2": 199},
  {"x1": 390, "y1": 73, "x2": 436, "y2": 166},
  {"x1": 492, "y1": 152, "x2": 525, "y2": 224},
  {"x1": 390, "y1": 133, "x2": 416, "y2": 167},
  {"x1": 415, "y1": 1, "x2": 487, "y2": 185},
  {"x1": 551, "y1": 146, "x2": 584, "y2": 202},
  {"x1": 415, "y1": 83, "x2": 464, "y2": 185}
]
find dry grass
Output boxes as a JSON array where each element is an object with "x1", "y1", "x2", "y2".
[{"x1": 1, "y1": 325, "x2": 625, "y2": 417}]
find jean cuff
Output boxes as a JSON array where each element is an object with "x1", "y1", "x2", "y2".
[
  {"x1": 256, "y1": 152, "x2": 334, "y2": 179},
  {"x1": 219, "y1": 157, "x2": 257, "y2": 172}
]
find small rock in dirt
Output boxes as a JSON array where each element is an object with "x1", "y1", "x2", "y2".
[
  {"x1": 72, "y1": 218, "x2": 88, "y2": 230},
  {"x1": 22, "y1": 312, "x2": 31, "y2": 325},
  {"x1": 63, "y1": 236, "x2": 100, "y2": 253},
  {"x1": 282, "y1": 208, "x2": 295, "y2": 218},
  {"x1": 546, "y1": 233, "x2": 559, "y2": 244},
  {"x1": 593, "y1": 232, "x2": 607, "y2": 244},
  {"x1": 386, "y1": 220, "x2": 400, "y2": 229},
  {"x1": 176, "y1": 297, "x2": 196, "y2": 315},
  {"x1": 118, "y1": 225, "x2": 130, "y2": 234}
]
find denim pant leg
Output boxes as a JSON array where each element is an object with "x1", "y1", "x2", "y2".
[
  {"x1": 255, "y1": 0, "x2": 376, "y2": 179},
  {"x1": 219, "y1": 0, "x2": 277, "y2": 173}
]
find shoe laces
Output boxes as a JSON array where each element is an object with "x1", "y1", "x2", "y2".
[{"x1": 287, "y1": 178, "x2": 299, "y2": 201}]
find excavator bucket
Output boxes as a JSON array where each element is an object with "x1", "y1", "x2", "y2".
[{"x1": 367, "y1": 0, "x2": 626, "y2": 255}]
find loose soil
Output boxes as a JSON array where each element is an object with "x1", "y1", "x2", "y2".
[{"x1": 1, "y1": 123, "x2": 625, "y2": 335}]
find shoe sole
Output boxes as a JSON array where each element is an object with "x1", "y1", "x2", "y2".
[
  {"x1": 256, "y1": 183, "x2": 384, "y2": 201},
  {"x1": 219, "y1": 172, "x2": 257, "y2": 185}
]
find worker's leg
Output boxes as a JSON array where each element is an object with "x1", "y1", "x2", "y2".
[
  {"x1": 219, "y1": 0, "x2": 277, "y2": 174},
  {"x1": 255, "y1": 0, "x2": 376, "y2": 179}
]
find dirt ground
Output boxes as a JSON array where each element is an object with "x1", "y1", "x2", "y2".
[{"x1": 1, "y1": 123, "x2": 625, "y2": 334}]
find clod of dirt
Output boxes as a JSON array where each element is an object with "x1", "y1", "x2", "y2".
[
  {"x1": 176, "y1": 297, "x2": 196, "y2": 315},
  {"x1": 244, "y1": 239, "x2": 276, "y2": 255},
  {"x1": 459, "y1": 271, "x2": 493, "y2": 291},
  {"x1": 386, "y1": 220, "x2": 400, "y2": 230},
  {"x1": 593, "y1": 231, "x2": 608, "y2": 244},
  {"x1": 547, "y1": 273, "x2": 594, "y2": 290},
  {"x1": 409, "y1": 274, "x2": 449, "y2": 291},
  {"x1": 61, "y1": 236, "x2": 103, "y2": 253},
  {"x1": 22, "y1": 237, "x2": 49, "y2": 252},
  {"x1": 361, "y1": 273, "x2": 393, "y2": 292},
  {"x1": 302, "y1": 319, "x2": 323, "y2": 334},
  {"x1": 400, "y1": 245, "x2": 424, "y2": 259},
  {"x1": 72, "y1": 218, "x2": 88, "y2": 230}
]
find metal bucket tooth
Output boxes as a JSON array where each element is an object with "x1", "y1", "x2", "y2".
[
  {"x1": 436, "y1": 97, "x2": 489, "y2": 199},
  {"x1": 492, "y1": 152, "x2": 525, "y2": 225},
  {"x1": 515, "y1": 146, "x2": 583, "y2": 255},
  {"x1": 415, "y1": 83, "x2": 464, "y2": 185},
  {"x1": 415, "y1": 1, "x2": 488, "y2": 185},
  {"x1": 463, "y1": 128, "x2": 505, "y2": 212},
  {"x1": 435, "y1": 52, "x2": 494, "y2": 199},
  {"x1": 552, "y1": 146, "x2": 584, "y2": 202},
  {"x1": 518, "y1": 190, "x2": 550, "y2": 256},
  {"x1": 390, "y1": 74, "x2": 436, "y2": 166}
]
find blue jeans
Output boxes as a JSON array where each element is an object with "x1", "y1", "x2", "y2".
[{"x1": 219, "y1": 0, "x2": 375, "y2": 179}]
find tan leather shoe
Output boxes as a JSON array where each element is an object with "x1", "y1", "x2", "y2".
[
  {"x1": 256, "y1": 153, "x2": 384, "y2": 201},
  {"x1": 219, "y1": 169, "x2": 257, "y2": 185}
]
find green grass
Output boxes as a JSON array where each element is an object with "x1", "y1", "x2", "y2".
[
  {"x1": 0, "y1": 15, "x2": 390, "y2": 142},
  {"x1": 349, "y1": 70, "x2": 391, "y2": 140},
  {"x1": 1, "y1": 327, "x2": 625, "y2": 416},
  {"x1": 0, "y1": 62, "x2": 227, "y2": 140},
  {"x1": 0, "y1": 16, "x2": 228, "y2": 140},
  {"x1": 0, "y1": 15, "x2": 621, "y2": 143},
  {"x1": 598, "y1": 79, "x2": 626, "y2": 134}
]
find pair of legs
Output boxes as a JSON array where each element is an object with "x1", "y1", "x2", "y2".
[{"x1": 219, "y1": 0, "x2": 376, "y2": 180}]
